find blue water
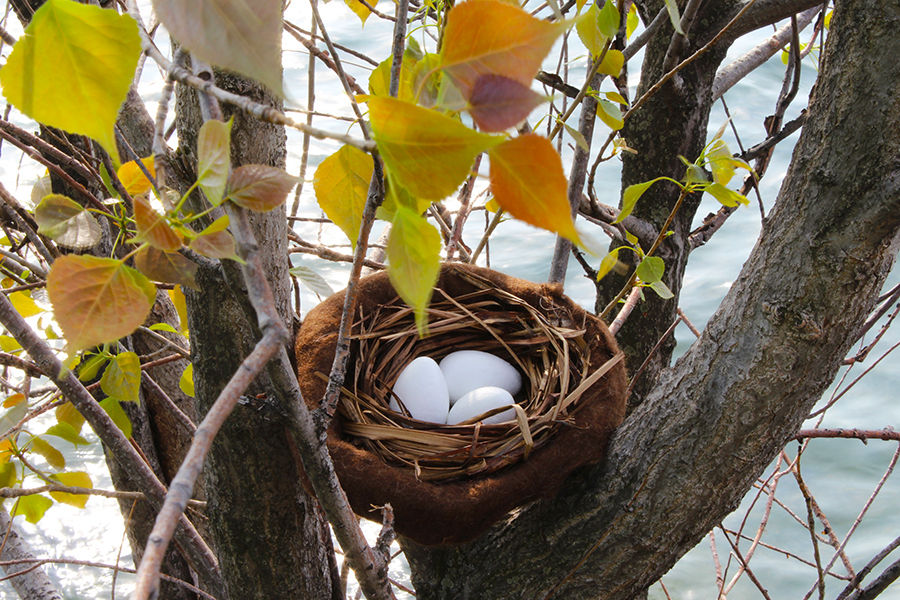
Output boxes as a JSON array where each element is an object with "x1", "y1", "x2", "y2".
[{"x1": 1, "y1": 2, "x2": 898, "y2": 599}]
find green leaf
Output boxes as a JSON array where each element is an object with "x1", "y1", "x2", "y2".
[
  {"x1": 179, "y1": 363, "x2": 194, "y2": 398},
  {"x1": 596, "y1": 99, "x2": 624, "y2": 130},
  {"x1": 77, "y1": 354, "x2": 109, "y2": 382},
  {"x1": 617, "y1": 177, "x2": 665, "y2": 223},
  {"x1": 30, "y1": 436, "x2": 65, "y2": 469},
  {"x1": 100, "y1": 351, "x2": 142, "y2": 403},
  {"x1": 576, "y1": 4, "x2": 608, "y2": 57},
  {"x1": 648, "y1": 279, "x2": 674, "y2": 299},
  {"x1": 368, "y1": 52, "x2": 418, "y2": 101},
  {"x1": 561, "y1": 120, "x2": 590, "y2": 153},
  {"x1": 197, "y1": 119, "x2": 232, "y2": 205},
  {"x1": 0, "y1": 462, "x2": 17, "y2": 489},
  {"x1": 387, "y1": 206, "x2": 441, "y2": 336},
  {"x1": 597, "y1": 0, "x2": 620, "y2": 38},
  {"x1": 33, "y1": 194, "x2": 102, "y2": 250},
  {"x1": 11, "y1": 494, "x2": 53, "y2": 524},
  {"x1": 313, "y1": 145, "x2": 374, "y2": 248},
  {"x1": 487, "y1": 134, "x2": 579, "y2": 242},
  {"x1": 44, "y1": 423, "x2": 90, "y2": 446},
  {"x1": 226, "y1": 164, "x2": 296, "y2": 212},
  {"x1": 49, "y1": 471, "x2": 92, "y2": 508},
  {"x1": 152, "y1": 0, "x2": 284, "y2": 95},
  {"x1": 663, "y1": 0, "x2": 685, "y2": 35},
  {"x1": 636, "y1": 255, "x2": 665, "y2": 284},
  {"x1": 149, "y1": 323, "x2": 178, "y2": 334},
  {"x1": 705, "y1": 182, "x2": 749, "y2": 207},
  {"x1": 290, "y1": 265, "x2": 335, "y2": 298},
  {"x1": 99, "y1": 397, "x2": 132, "y2": 438},
  {"x1": 0, "y1": 0, "x2": 141, "y2": 161},
  {"x1": 365, "y1": 96, "x2": 502, "y2": 200},
  {"x1": 46, "y1": 255, "x2": 157, "y2": 352},
  {"x1": 9, "y1": 292, "x2": 42, "y2": 318}
]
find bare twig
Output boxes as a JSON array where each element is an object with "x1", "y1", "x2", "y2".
[
  {"x1": 0, "y1": 484, "x2": 204, "y2": 507},
  {"x1": 609, "y1": 286, "x2": 642, "y2": 336},
  {"x1": 794, "y1": 428, "x2": 900, "y2": 442}
]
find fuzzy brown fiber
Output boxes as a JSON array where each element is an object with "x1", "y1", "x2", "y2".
[{"x1": 295, "y1": 263, "x2": 627, "y2": 545}]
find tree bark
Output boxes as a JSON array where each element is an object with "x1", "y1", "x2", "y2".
[
  {"x1": 404, "y1": 1, "x2": 900, "y2": 597},
  {"x1": 0, "y1": 507, "x2": 62, "y2": 600},
  {"x1": 175, "y1": 71, "x2": 339, "y2": 599}
]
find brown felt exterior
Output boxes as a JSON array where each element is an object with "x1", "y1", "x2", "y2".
[{"x1": 294, "y1": 263, "x2": 627, "y2": 545}]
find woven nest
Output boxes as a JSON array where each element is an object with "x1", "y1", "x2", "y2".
[{"x1": 295, "y1": 263, "x2": 627, "y2": 545}]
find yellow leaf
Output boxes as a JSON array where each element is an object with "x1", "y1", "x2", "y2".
[
  {"x1": 488, "y1": 134, "x2": 579, "y2": 242},
  {"x1": 9, "y1": 291, "x2": 42, "y2": 318},
  {"x1": 0, "y1": 0, "x2": 141, "y2": 161},
  {"x1": 56, "y1": 402, "x2": 85, "y2": 433},
  {"x1": 314, "y1": 145, "x2": 374, "y2": 248},
  {"x1": 30, "y1": 436, "x2": 65, "y2": 469},
  {"x1": 47, "y1": 255, "x2": 157, "y2": 352},
  {"x1": 168, "y1": 286, "x2": 189, "y2": 335},
  {"x1": 387, "y1": 206, "x2": 441, "y2": 336},
  {"x1": 344, "y1": 0, "x2": 377, "y2": 25},
  {"x1": 49, "y1": 471, "x2": 92, "y2": 508},
  {"x1": 366, "y1": 96, "x2": 502, "y2": 200},
  {"x1": 117, "y1": 157, "x2": 156, "y2": 196},
  {"x1": 598, "y1": 49, "x2": 624, "y2": 77},
  {"x1": 440, "y1": 0, "x2": 568, "y2": 97},
  {"x1": 3, "y1": 393, "x2": 25, "y2": 408}
]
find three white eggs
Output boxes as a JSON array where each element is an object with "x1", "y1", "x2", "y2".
[{"x1": 388, "y1": 350, "x2": 523, "y2": 425}]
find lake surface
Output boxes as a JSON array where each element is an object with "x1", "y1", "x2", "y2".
[{"x1": 1, "y1": 2, "x2": 897, "y2": 599}]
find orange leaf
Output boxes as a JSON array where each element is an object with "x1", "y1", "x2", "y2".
[
  {"x1": 440, "y1": 0, "x2": 567, "y2": 97},
  {"x1": 366, "y1": 95, "x2": 502, "y2": 200},
  {"x1": 116, "y1": 157, "x2": 155, "y2": 196},
  {"x1": 488, "y1": 134, "x2": 578, "y2": 242},
  {"x1": 135, "y1": 246, "x2": 199, "y2": 290},
  {"x1": 468, "y1": 74, "x2": 546, "y2": 132},
  {"x1": 134, "y1": 196, "x2": 181, "y2": 252},
  {"x1": 47, "y1": 255, "x2": 157, "y2": 351}
]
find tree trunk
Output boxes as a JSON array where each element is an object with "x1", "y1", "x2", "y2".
[
  {"x1": 0, "y1": 507, "x2": 62, "y2": 600},
  {"x1": 175, "y1": 71, "x2": 340, "y2": 599},
  {"x1": 404, "y1": 1, "x2": 900, "y2": 597}
]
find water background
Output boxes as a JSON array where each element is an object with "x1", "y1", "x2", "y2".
[{"x1": 0, "y1": 2, "x2": 897, "y2": 598}]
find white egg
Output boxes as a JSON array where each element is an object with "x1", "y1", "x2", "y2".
[
  {"x1": 388, "y1": 356, "x2": 449, "y2": 423},
  {"x1": 446, "y1": 386, "x2": 517, "y2": 425},
  {"x1": 439, "y1": 350, "x2": 523, "y2": 404}
]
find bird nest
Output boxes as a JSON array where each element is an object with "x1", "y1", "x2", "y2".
[
  {"x1": 295, "y1": 262, "x2": 627, "y2": 545},
  {"x1": 335, "y1": 270, "x2": 622, "y2": 481}
]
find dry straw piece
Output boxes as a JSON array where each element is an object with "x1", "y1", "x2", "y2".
[{"x1": 295, "y1": 263, "x2": 627, "y2": 545}]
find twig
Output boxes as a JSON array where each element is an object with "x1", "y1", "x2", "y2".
[
  {"x1": 0, "y1": 351, "x2": 43, "y2": 377},
  {"x1": 289, "y1": 243, "x2": 385, "y2": 270},
  {"x1": 625, "y1": 314, "x2": 681, "y2": 399},
  {"x1": 0, "y1": 292, "x2": 223, "y2": 595},
  {"x1": 0, "y1": 484, "x2": 204, "y2": 507},
  {"x1": 836, "y1": 534, "x2": 900, "y2": 600},
  {"x1": 609, "y1": 286, "x2": 642, "y2": 336},
  {"x1": 794, "y1": 428, "x2": 900, "y2": 442}
]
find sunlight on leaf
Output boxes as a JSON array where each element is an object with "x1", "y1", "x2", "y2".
[
  {"x1": 56, "y1": 402, "x2": 85, "y2": 433},
  {"x1": 369, "y1": 52, "x2": 417, "y2": 100},
  {"x1": 0, "y1": 462, "x2": 16, "y2": 488},
  {"x1": 387, "y1": 206, "x2": 441, "y2": 336},
  {"x1": 707, "y1": 139, "x2": 736, "y2": 185},
  {"x1": 117, "y1": 157, "x2": 156, "y2": 196},
  {"x1": 34, "y1": 194, "x2": 102, "y2": 250},
  {"x1": 344, "y1": 0, "x2": 377, "y2": 25},
  {"x1": 598, "y1": 49, "x2": 624, "y2": 77},
  {"x1": 49, "y1": 471, "x2": 92, "y2": 508},
  {"x1": 440, "y1": 0, "x2": 568, "y2": 96},
  {"x1": 44, "y1": 423, "x2": 89, "y2": 446},
  {"x1": 0, "y1": 0, "x2": 141, "y2": 161},
  {"x1": 487, "y1": 134, "x2": 579, "y2": 242},
  {"x1": 366, "y1": 96, "x2": 502, "y2": 200},
  {"x1": 47, "y1": 255, "x2": 157, "y2": 352},
  {"x1": 179, "y1": 363, "x2": 194, "y2": 398},
  {"x1": 135, "y1": 246, "x2": 199, "y2": 290},
  {"x1": 314, "y1": 145, "x2": 374, "y2": 247},
  {"x1": 99, "y1": 397, "x2": 132, "y2": 438},
  {"x1": 576, "y1": 3, "x2": 608, "y2": 58},
  {"x1": 705, "y1": 183, "x2": 749, "y2": 207},
  {"x1": 11, "y1": 494, "x2": 53, "y2": 524},
  {"x1": 663, "y1": 0, "x2": 685, "y2": 34},
  {"x1": 197, "y1": 119, "x2": 232, "y2": 205},
  {"x1": 9, "y1": 292, "x2": 42, "y2": 318},
  {"x1": 100, "y1": 351, "x2": 142, "y2": 403},
  {"x1": 31, "y1": 436, "x2": 65, "y2": 469},
  {"x1": 227, "y1": 165, "x2": 296, "y2": 212},
  {"x1": 468, "y1": 75, "x2": 546, "y2": 132},
  {"x1": 134, "y1": 196, "x2": 181, "y2": 252},
  {"x1": 596, "y1": 247, "x2": 624, "y2": 281},
  {"x1": 152, "y1": 0, "x2": 283, "y2": 95}
]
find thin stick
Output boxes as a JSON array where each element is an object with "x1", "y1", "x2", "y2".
[{"x1": 609, "y1": 286, "x2": 642, "y2": 336}]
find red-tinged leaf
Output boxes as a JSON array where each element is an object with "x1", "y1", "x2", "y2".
[
  {"x1": 11, "y1": 494, "x2": 53, "y2": 524},
  {"x1": 366, "y1": 96, "x2": 502, "y2": 200},
  {"x1": 387, "y1": 206, "x2": 441, "y2": 336},
  {"x1": 189, "y1": 217, "x2": 241, "y2": 261},
  {"x1": 197, "y1": 119, "x2": 232, "y2": 205},
  {"x1": 468, "y1": 75, "x2": 546, "y2": 132},
  {"x1": 117, "y1": 157, "x2": 155, "y2": 196},
  {"x1": 49, "y1": 471, "x2": 92, "y2": 508},
  {"x1": 152, "y1": 0, "x2": 283, "y2": 95},
  {"x1": 30, "y1": 436, "x2": 65, "y2": 469},
  {"x1": 135, "y1": 246, "x2": 199, "y2": 290},
  {"x1": 46, "y1": 255, "x2": 157, "y2": 352},
  {"x1": 313, "y1": 145, "x2": 374, "y2": 247},
  {"x1": 440, "y1": 0, "x2": 568, "y2": 96},
  {"x1": 487, "y1": 134, "x2": 578, "y2": 242},
  {"x1": 226, "y1": 164, "x2": 296, "y2": 212},
  {"x1": 34, "y1": 194, "x2": 101, "y2": 250},
  {"x1": 134, "y1": 196, "x2": 181, "y2": 252}
]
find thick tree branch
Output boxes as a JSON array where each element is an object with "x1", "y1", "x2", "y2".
[{"x1": 0, "y1": 507, "x2": 62, "y2": 600}]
